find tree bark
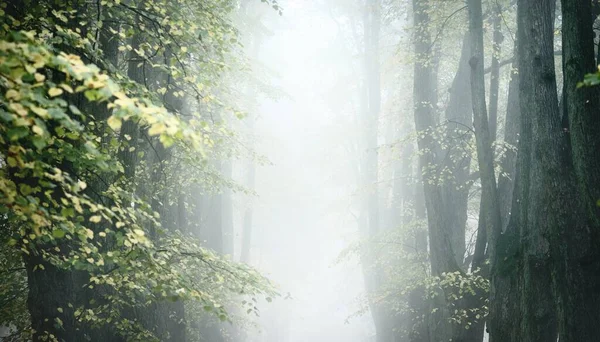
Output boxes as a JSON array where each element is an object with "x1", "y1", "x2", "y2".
[
  {"x1": 488, "y1": 43, "x2": 520, "y2": 342},
  {"x1": 555, "y1": 0, "x2": 600, "y2": 340},
  {"x1": 488, "y1": 8, "x2": 503, "y2": 142},
  {"x1": 510, "y1": 1, "x2": 562, "y2": 340},
  {"x1": 463, "y1": 1, "x2": 503, "y2": 340},
  {"x1": 497, "y1": 43, "x2": 520, "y2": 232},
  {"x1": 467, "y1": 0, "x2": 502, "y2": 268}
]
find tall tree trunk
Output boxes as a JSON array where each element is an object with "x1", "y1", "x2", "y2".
[
  {"x1": 362, "y1": 0, "x2": 389, "y2": 340},
  {"x1": 488, "y1": 7, "x2": 503, "y2": 142},
  {"x1": 488, "y1": 42, "x2": 520, "y2": 342},
  {"x1": 442, "y1": 32, "x2": 472, "y2": 269},
  {"x1": 467, "y1": 0, "x2": 502, "y2": 269},
  {"x1": 412, "y1": 1, "x2": 462, "y2": 340},
  {"x1": 510, "y1": 0, "x2": 561, "y2": 340},
  {"x1": 464, "y1": 1, "x2": 503, "y2": 341},
  {"x1": 25, "y1": 253, "x2": 79, "y2": 341},
  {"x1": 555, "y1": 0, "x2": 600, "y2": 340},
  {"x1": 497, "y1": 43, "x2": 520, "y2": 231},
  {"x1": 407, "y1": 166, "x2": 430, "y2": 342},
  {"x1": 22, "y1": 3, "x2": 124, "y2": 340}
]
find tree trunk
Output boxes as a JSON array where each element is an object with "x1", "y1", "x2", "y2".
[
  {"x1": 488, "y1": 8, "x2": 503, "y2": 142},
  {"x1": 412, "y1": 1, "x2": 462, "y2": 340},
  {"x1": 509, "y1": 1, "x2": 562, "y2": 340},
  {"x1": 489, "y1": 43, "x2": 520, "y2": 342},
  {"x1": 442, "y1": 32, "x2": 472, "y2": 269},
  {"x1": 555, "y1": 0, "x2": 600, "y2": 340},
  {"x1": 467, "y1": 0, "x2": 502, "y2": 268},
  {"x1": 497, "y1": 43, "x2": 520, "y2": 232},
  {"x1": 362, "y1": 0, "x2": 389, "y2": 339},
  {"x1": 463, "y1": 1, "x2": 503, "y2": 340}
]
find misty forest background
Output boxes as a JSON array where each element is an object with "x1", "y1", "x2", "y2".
[{"x1": 2, "y1": 0, "x2": 600, "y2": 341}]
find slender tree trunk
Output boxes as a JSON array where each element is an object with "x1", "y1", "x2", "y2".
[
  {"x1": 497, "y1": 44, "x2": 520, "y2": 231},
  {"x1": 467, "y1": 0, "x2": 502, "y2": 268},
  {"x1": 412, "y1": 1, "x2": 463, "y2": 340},
  {"x1": 407, "y1": 167, "x2": 430, "y2": 342},
  {"x1": 488, "y1": 8, "x2": 503, "y2": 142},
  {"x1": 488, "y1": 43, "x2": 520, "y2": 342},
  {"x1": 442, "y1": 32, "x2": 472, "y2": 269},
  {"x1": 464, "y1": 2, "x2": 503, "y2": 340},
  {"x1": 362, "y1": 0, "x2": 389, "y2": 340}
]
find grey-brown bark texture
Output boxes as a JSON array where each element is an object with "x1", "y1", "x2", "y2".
[
  {"x1": 488, "y1": 43, "x2": 520, "y2": 342},
  {"x1": 467, "y1": 0, "x2": 502, "y2": 267},
  {"x1": 497, "y1": 43, "x2": 520, "y2": 232},
  {"x1": 555, "y1": 0, "x2": 600, "y2": 340},
  {"x1": 488, "y1": 8, "x2": 503, "y2": 142},
  {"x1": 490, "y1": 2, "x2": 600, "y2": 341},
  {"x1": 517, "y1": 0, "x2": 560, "y2": 340},
  {"x1": 496, "y1": 1, "x2": 560, "y2": 341}
]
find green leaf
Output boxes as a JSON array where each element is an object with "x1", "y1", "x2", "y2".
[{"x1": 52, "y1": 229, "x2": 66, "y2": 238}]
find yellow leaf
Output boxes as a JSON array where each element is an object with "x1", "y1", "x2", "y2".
[
  {"x1": 34, "y1": 73, "x2": 46, "y2": 83},
  {"x1": 31, "y1": 106, "x2": 49, "y2": 118},
  {"x1": 148, "y1": 123, "x2": 166, "y2": 136},
  {"x1": 48, "y1": 87, "x2": 63, "y2": 97},
  {"x1": 107, "y1": 116, "x2": 122, "y2": 130},
  {"x1": 6, "y1": 89, "x2": 20, "y2": 100},
  {"x1": 60, "y1": 84, "x2": 74, "y2": 93},
  {"x1": 85, "y1": 228, "x2": 94, "y2": 239},
  {"x1": 9, "y1": 103, "x2": 27, "y2": 116},
  {"x1": 32, "y1": 125, "x2": 44, "y2": 136},
  {"x1": 133, "y1": 229, "x2": 145, "y2": 236},
  {"x1": 77, "y1": 180, "x2": 87, "y2": 190},
  {"x1": 89, "y1": 215, "x2": 102, "y2": 223}
]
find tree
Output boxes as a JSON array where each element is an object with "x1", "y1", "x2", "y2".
[{"x1": 0, "y1": 0, "x2": 279, "y2": 340}]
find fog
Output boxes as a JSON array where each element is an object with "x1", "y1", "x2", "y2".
[{"x1": 236, "y1": 2, "x2": 375, "y2": 340}]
